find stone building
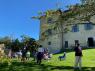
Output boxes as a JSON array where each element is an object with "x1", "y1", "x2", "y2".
[{"x1": 34, "y1": 0, "x2": 95, "y2": 53}]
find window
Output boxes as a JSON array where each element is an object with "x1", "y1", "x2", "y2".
[
  {"x1": 65, "y1": 41, "x2": 68, "y2": 48},
  {"x1": 47, "y1": 17, "x2": 52, "y2": 23},
  {"x1": 75, "y1": 40, "x2": 79, "y2": 45},
  {"x1": 84, "y1": 22, "x2": 93, "y2": 30},
  {"x1": 48, "y1": 42, "x2": 51, "y2": 45},
  {"x1": 47, "y1": 29, "x2": 52, "y2": 35},
  {"x1": 72, "y1": 24, "x2": 79, "y2": 32}
]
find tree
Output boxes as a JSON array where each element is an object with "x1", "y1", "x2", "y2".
[
  {"x1": 11, "y1": 39, "x2": 21, "y2": 52},
  {"x1": 21, "y1": 35, "x2": 39, "y2": 52},
  {"x1": 21, "y1": 35, "x2": 30, "y2": 45},
  {"x1": 54, "y1": 3, "x2": 95, "y2": 50},
  {"x1": 27, "y1": 38, "x2": 39, "y2": 52},
  {"x1": 79, "y1": 3, "x2": 95, "y2": 22},
  {"x1": 41, "y1": 9, "x2": 71, "y2": 50},
  {"x1": 51, "y1": 9, "x2": 70, "y2": 50},
  {"x1": 0, "y1": 36, "x2": 12, "y2": 49}
]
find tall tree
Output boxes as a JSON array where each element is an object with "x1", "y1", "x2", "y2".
[
  {"x1": 21, "y1": 35, "x2": 39, "y2": 52},
  {"x1": 11, "y1": 39, "x2": 21, "y2": 52},
  {"x1": 0, "y1": 36, "x2": 12, "y2": 49}
]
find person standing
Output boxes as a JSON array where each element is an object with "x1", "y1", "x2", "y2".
[
  {"x1": 8, "y1": 49, "x2": 12, "y2": 59},
  {"x1": 32, "y1": 50, "x2": 37, "y2": 61},
  {"x1": 17, "y1": 50, "x2": 22, "y2": 60},
  {"x1": 36, "y1": 45, "x2": 44, "y2": 64},
  {"x1": 74, "y1": 43, "x2": 83, "y2": 70},
  {"x1": 21, "y1": 45, "x2": 27, "y2": 62},
  {"x1": 26, "y1": 51, "x2": 30, "y2": 60}
]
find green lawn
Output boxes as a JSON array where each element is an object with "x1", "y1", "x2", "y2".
[{"x1": 0, "y1": 48, "x2": 95, "y2": 71}]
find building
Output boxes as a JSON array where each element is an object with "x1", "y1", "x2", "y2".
[
  {"x1": 34, "y1": 0, "x2": 95, "y2": 53},
  {"x1": 81, "y1": 0, "x2": 95, "y2": 4}
]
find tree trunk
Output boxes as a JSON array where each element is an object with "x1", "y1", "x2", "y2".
[{"x1": 60, "y1": 24, "x2": 64, "y2": 51}]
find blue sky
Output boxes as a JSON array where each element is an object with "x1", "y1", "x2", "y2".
[{"x1": 0, "y1": 0, "x2": 80, "y2": 40}]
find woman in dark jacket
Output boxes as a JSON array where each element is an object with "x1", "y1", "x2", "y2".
[
  {"x1": 37, "y1": 52, "x2": 43, "y2": 64},
  {"x1": 74, "y1": 44, "x2": 82, "y2": 70}
]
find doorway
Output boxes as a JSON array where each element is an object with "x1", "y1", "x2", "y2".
[
  {"x1": 88, "y1": 37, "x2": 94, "y2": 47},
  {"x1": 75, "y1": 40, "x2": 79, "y2": 45},
  {"x1": 65, "y1": 41, "x2": 68, "y2": 48}
]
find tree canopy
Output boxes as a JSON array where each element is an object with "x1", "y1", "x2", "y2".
[{"x1": 0, "y1": 35, "x2": 39, "y2": 52}]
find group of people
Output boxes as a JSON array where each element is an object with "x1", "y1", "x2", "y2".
[
  {"x1": 36, "y1": 45, "x2": 52, "y2": 64},
  {"x1": 8, "y1": 49, "x2": 31, "y2": 61},
  {"x1": 32, "y1": 43, "x2": 83, "y2": 70},
  {"x1": 7, "y1": 43, "x2": 83, "y2": 70},
  {"x1": 7, "y1": 45, "x2": 52, "y2": 64},
  {"x1": 7, "y1": 44, "x2": 31, "y2": 62}
]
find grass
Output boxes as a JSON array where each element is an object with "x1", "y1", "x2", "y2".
[{"x1": 0, "y1": 48, "x2": 95, "y2": 71}]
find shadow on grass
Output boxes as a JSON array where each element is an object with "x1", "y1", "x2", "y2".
[
  {"x1": 0, "y1": 62, "x2": 95, "y2": 71},
  {"x1": 40, "y1": 64, "x2": 95, "y2": 71}
]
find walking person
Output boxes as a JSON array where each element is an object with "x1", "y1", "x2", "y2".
[{"x1": 74, "y1": 43, "x2": 83, "y2": 70}]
